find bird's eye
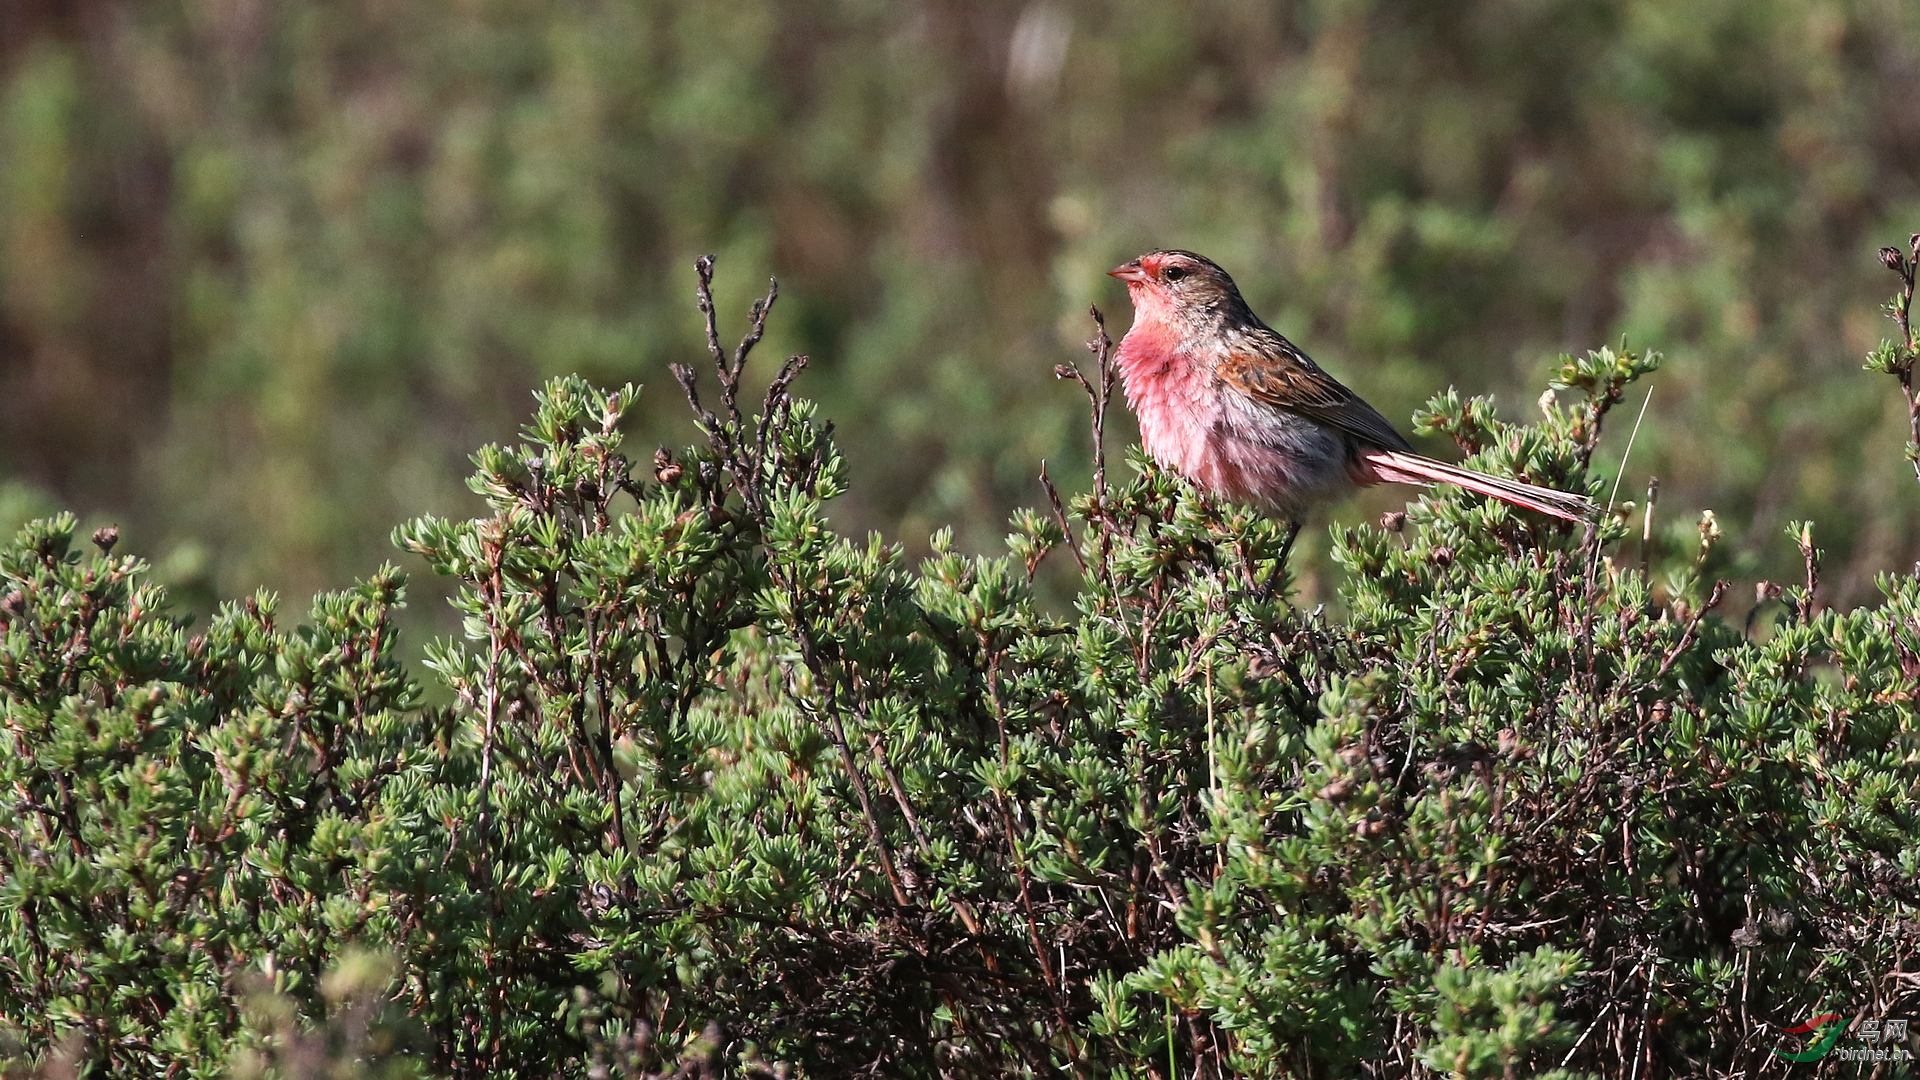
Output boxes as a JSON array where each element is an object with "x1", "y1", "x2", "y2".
[{"x1": 1162, "y1": 266, "x2": 1189, "y2": 282}]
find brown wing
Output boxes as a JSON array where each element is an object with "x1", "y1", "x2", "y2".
[{"x1": 1216, "y1": 328, "x2": 1415, "y2": 453}]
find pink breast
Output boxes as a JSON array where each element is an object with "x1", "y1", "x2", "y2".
[
  {"x1": 1117, "y1": 335, "x2": 1216, "y2": 478},
  {"x1": 1116, "y1": 334, "x2": 1349, "y2": 511}
]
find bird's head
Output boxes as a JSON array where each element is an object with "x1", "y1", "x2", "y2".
[{"x1": 1108, "y1": 250, "x2": 1250, "y2": 332}]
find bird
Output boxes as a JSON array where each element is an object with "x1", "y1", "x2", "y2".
[{"x1": 1107, "y1": 249, "x2": 1592, "y2": 559}]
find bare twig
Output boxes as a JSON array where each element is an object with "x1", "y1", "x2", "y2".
[
  {"x1": 1038, "y1": 462, "x2": 1088, "y2": 577},
  {"x1": 1049, "y1": 307, "x2": 1130, "y2": 602},
  {"x1": 1794, "y1": 523, "x2": 1821, "y2": 620},
  {"x1": 1654, "y1": 579, "x2": 1728, "y2": 681},
  {"x1": 1055, "y1": 306, "x2": 1120, "y2": 502},
  {"x1": 1877, "y1": 238, "x2": 1920, "y2": 483}
]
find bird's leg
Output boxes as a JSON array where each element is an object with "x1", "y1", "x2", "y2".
[
  {"x1": 1244, "y1": 517, "x2": 1303, "y2": 605},
  {"x1": 1277, "y1": 517, "x2": 1303, "y2": 567}
]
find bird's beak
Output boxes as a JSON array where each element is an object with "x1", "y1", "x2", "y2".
[{"x1": 1108, "y1": 260, "x2": 1149, "y2": 285}]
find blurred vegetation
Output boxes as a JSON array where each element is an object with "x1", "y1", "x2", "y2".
[{"x1": 3, "y1": 0, "x2": 1920, "y2": 622}]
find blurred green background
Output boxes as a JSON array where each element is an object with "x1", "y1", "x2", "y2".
[{"x1": 4, "y1": 0, "x2": 1920, "y2": 621}]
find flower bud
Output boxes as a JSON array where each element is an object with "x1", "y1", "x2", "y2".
[{"x1": 653, "y1": 447, "x2": 683, "y2": 485}]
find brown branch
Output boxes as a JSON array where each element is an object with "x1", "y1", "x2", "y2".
[
  {"x1": 1655, "y1": 580, "x2": 1729, "y2": 682},
  {"x1": 1037, "y1": 462, "x2": 1087, "y2": 578},
  {"x1": 1794, "y1": 524, "x2": 1822, "y2": 620},
  {"x1": 796, "y1": 672, "x2": 912, "y2": 909},
  {"x1": 1054, "y1": 306, "x2": 1119, "y2": 505},
  {"x1": 1878, "y1": 238, "x2": 1920, "y2": 484},
  {"x1": 864, "y1": 728, "x2": 984, "y2": 936}
]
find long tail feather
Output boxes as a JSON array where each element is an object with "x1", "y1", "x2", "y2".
[{"x1": 1359, "y1": 449, "x2": 1593, "y2": 522}]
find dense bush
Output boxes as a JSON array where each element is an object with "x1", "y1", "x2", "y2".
[{"x1": 3, "y1": 256, "x2": 1920, "y2": 1077}]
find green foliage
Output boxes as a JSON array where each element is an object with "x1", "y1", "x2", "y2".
[
  {"x1": 0, "y1": 519, "x2": 427, "y2": 1074},
  {"x1": 3, "y1": 262, "x2": 1920, "y2": 1078}
]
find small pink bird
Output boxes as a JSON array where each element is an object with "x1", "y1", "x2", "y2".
[{"x1": 1109, "y1": 250, "x2": 1592, "y2": 553}]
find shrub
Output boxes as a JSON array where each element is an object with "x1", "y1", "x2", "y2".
[
  {"x1": 0, "y1": 524, "x2": 428, "y2": 1074},
  {"x1": 3, "y1": 254, "x2": 1919, "y2": 1077}
]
